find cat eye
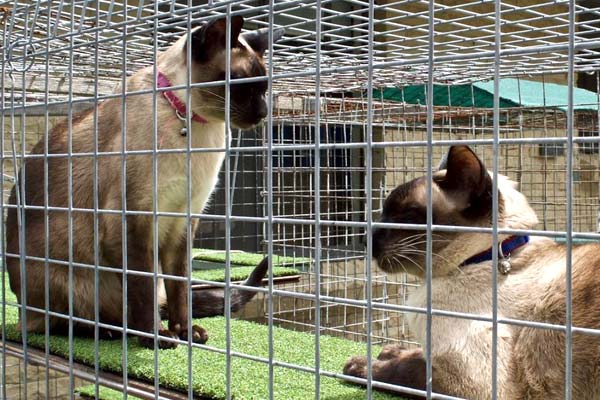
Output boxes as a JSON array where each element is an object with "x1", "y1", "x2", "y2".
[
  {"x1": 397, "y1": 206, "x2": 426, "y2": 224},
  {"x1": 218, "y1": 72, "x2": 242, "y2": 81}
]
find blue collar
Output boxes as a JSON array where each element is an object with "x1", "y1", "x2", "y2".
[{"x1": 461, "y1": 235, "x2": 530, "y2": 267}]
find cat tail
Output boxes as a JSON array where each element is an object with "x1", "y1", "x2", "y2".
[{"x1": 190, "y1": 257, "x2": 269, "y2": 318}]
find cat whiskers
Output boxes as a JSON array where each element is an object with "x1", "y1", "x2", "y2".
[
  {"x1": 379, "y1": 234, "x2": 456, "y2": 274},
  {"x1": 389, "y1": 238, "x2": 450, "y2": 251},
  {"x1": 379, "y1": 247, "x2": 427, "y2": 274},
  {"x1": 196, "y1": 105, "x2": 253, "y2": 125},
  {"x1": 391, "y1": 233, "x2": 448, "y2": 247},
  {"x1": 193, "y1": 91, "x2": 247, "y2": 114},
  {"x1": 194, "y1": 89, "x2": 226, "y2": 100},
  {"x1": 388, "y1": 256, "x2": 404, "y2": 273},
  {"x1": 198, "y1": 90, "x2": 270, "y2": 124},
  {"x1": 389, "y1": 254, "x2": 411, "y2": 274},
  {"x1": 394, "y1": 253, "x2": 424, "y2": 273},
  {"x1": 380, "y1": 254, "x2": 411, "y2": 274},
  {"x1": 386, "y1": 237, "x2": 450, "y2": 255},
  {"x1": 400, "y1": 248, "x2": 464, "y2": 276},
  {"x1": 194, "y1": 102, "x2": 246, "y2": 115}
]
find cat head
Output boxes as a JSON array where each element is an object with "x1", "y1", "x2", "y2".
[
  {"x1": 371, "y1": 145, "x2": 538, "y2": 277},
  {"x1": 160, "y1": 16, "x2": 284, "y2": 129}
]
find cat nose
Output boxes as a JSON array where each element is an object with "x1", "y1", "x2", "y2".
[{"x1": 257, "y1": 100, "x2": 267, "y2": 120}]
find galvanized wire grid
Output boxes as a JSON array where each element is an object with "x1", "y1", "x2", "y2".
[
  {"x1": 2, "y1": 0, "x2": 600, "y2": 400},
  {"x1": 4, "y1": 0, "x2": 600, "y2": 101}
]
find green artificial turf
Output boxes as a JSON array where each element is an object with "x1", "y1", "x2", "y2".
[
  {"x1": 191, "y1": 266, "x2": 300, "y2": 283},
  {"x1": 76, "y1": 385, "x2": 143, "y2": 400},
  {"x1": 191, "y1": 248, "x2": 311, "y2": 267},
  {"x1": 0, "y1": 275, "x2": 397, "y2": 400},
  {"x1": 191, "y1": 248, "x2": 303, "y2": 284}
]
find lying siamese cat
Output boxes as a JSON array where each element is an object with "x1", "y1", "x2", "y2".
[
  {"x1": 344, "y1": 145, "x2": 600, "y2": 399},
  {"x1": 6, "y1": 17, "x2": 284, "y2": 349}
]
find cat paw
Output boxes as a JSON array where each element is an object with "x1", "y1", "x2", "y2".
[
  {"x1": 179, "y1": 324, "x2": 208, "y2": 344},
  {"x1": 169, "y1": 322, "x2": 209, "y2": 344},
  {"x1": 138, "y1": 329, "x2": 179, "y2": 350},
  {"x1": 377, "y1": 344, "x2": 408, "y2": 361},
  {"x1": 343, "y1": 356, "x2": 368, "y2": 378}
]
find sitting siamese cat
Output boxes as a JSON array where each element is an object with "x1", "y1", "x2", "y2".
[{"x1": 7, "y1": 16, "x2": 284, "y2": 349}]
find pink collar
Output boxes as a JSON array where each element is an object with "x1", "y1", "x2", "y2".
[{"x1": 157, "y1": 71, "x2": 207, "y2": 124}]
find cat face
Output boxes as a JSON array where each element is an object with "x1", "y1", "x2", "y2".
[
  {"x1": 187, "y1": 17, "x2": 284, "y2": 129},
  {"x1": 372, "y1": 146, "x2": 497, "y2": 277}
]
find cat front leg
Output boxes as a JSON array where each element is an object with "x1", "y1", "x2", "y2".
[
  {"x1": 117, "y1": 217, "x2": 180, "y2": 349},
  {"x1": 125, "y1": 239, "x2": 180, "y2": 349},
  {"x1": 127, "y1": 275, "x2": 178, "y2": 349},
  {"x1": 343, "y1": 344, "x2": 426, "y2": 399},
  {"x1": 164, "y1": 278, "x2": 208, "y2": 344},
  {"x1": 161, "y1": 232, "x2": 208, "y2": 345}
]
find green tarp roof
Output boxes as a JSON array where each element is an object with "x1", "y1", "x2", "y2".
[{"x1": 374, "y1": 78, "x2": 599, "y2": 111}]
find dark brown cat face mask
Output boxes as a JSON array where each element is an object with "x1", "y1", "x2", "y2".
[
  {"x1": 372, "y1": 146, "x2": 497, "y2": 275},
  {"x1": 188, "y1": 16, "x2": 284, "y2": 129}
]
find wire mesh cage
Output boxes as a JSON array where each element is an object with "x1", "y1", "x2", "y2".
[{"x1": 2, "y1": 0, "x2": 600, "y2": 399}]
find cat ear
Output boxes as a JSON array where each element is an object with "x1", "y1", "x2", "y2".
[
  {"x1": 190, "y1": 16, "x2": 244, "y2": 63},
  {"x1": 437, "y1": 145, "x2": 491, "y2": 210},
  {"x1": 241, "y1": 27, "x2": 285, "y2": 56}
]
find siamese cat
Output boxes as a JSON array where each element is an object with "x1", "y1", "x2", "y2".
[
  {"x1": 344, "y1": 145, "x2": 600, "y2": 399},
  {"x1": 6, "y1": 17, "x2": 284, "y2": 349}
]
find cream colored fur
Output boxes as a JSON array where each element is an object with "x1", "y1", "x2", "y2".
[{"x1": 406, "y1": 173, "x2": 600, "y2": 399}]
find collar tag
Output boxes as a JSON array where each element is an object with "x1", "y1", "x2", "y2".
[
  {"x1": 498, "y1": 257, "x2": 512, "y2": 275},
  {"x1": 175, "y1": 110, "x2": 189, "y2": 136}
]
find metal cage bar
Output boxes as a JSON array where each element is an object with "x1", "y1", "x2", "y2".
[{"x1": 1, "y1": 1, "x2": 600, "y2": 399}]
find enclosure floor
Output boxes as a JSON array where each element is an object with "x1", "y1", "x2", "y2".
[
  {"x1": 0, "y1": 277, "x2": 400, "y2": 400},
  {"x1": 1, "y1": 353, "x2": 87, "y2": 399}
]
